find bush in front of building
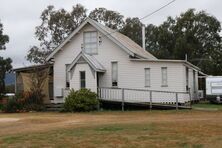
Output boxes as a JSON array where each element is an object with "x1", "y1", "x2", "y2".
[
  {"x1": 2, "y1": 97, "x2": 22, "y2": 113},
  {"x1": 5, "y1": 84, "x2": 15, "y2": 93},
  {"x1": 2, "y1": 90, "x2": 45, "y2": 113},
  {"x1": 63, "y1": 89, "x2": 99, "y2": 112},
  {"x1": 21, "y1": 90, "x2": 45, "y2": 111},
  {"x1": 0, "y1": 105, "x2": 2, "y2": 111},
  {"x1": 0, "y1": 104, "x2": 4, "y2": 111}
]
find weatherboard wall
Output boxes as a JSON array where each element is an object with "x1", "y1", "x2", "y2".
[{"x1": 52, "y1": 23, "x2": 197, "y2": 103}]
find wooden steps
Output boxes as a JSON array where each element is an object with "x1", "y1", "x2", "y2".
[{"x1": 45, "y1": 103, "x2": 63, "y2": 111}]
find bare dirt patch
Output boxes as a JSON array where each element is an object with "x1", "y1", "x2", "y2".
[{"x1": 0, "y1": 118, "x2": 20, "y2": 123}]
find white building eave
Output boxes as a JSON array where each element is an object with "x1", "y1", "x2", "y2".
[
  {"x1": 130, "y1": 58, "x2": 201, "y2": 71},
  {"x1": 68, "y1": 52, "x2": 106, "y2": 73},
  {"x1": 46, "y1": 18, "x2": 150, "y2": 61}
]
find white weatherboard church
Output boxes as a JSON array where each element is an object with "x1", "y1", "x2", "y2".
[{"x1": 46, "y1": 18, "x2": 200, "y2": 104}]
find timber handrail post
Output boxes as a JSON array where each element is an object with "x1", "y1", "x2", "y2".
[
  {"x1": 188, "y1": 88, "x2": 192, "y2": 108},
  {"x1": 176, "y1": 93, "x2": 178, "y2": 111},
  {"x1": 121, "y1": 88, "x2": 125, "y2": 111},
  {"x1": 97, "y1": 87, "x2": 99, "y2": 98},
  {"x1": 97, "y1": 88, "x2": 100, "y2": 111},
  {"x1": 150, "y1": 91, "x2": 152, "y2": 111}
]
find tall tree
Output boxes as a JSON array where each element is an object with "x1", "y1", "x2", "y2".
[
  {"x1": 27, "y1": 6, "x2": 222, "y2": 75},
  {"x1": 27, "y1": 4, "x2": 87, "y2": 64},
  {"x1": 146, "y1": 9, "x2": 222, "y2": 75},
  {"x1": 0, "y1": 21, "x2": 9, "y2": 50},
  {"x1": 120, "y1": 17, "x2": 143, "y2": 46},
  {"x1": 27, "y1": 5, "x2": 126, "y2": 64},
  {"x1": 89, "y1": 8, "x2": 125, "y2": 30},
  {"x1": 146, "y1": 17, "x2": 176, "y2": 59},
  {"x1": 0, "y1": 57, "x2": 12, "y2": 94},
  {"x1": 0, "y1": 20, "x2": 12, "y2": 95}
]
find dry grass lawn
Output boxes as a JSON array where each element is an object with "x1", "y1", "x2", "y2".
[{"x1": 0, "y1": 110, "x2": 222, "y2": 148}]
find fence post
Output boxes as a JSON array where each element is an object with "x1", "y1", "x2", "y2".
[
  {"x1": 122, "y1": 88, "x2": 125, "y2": 111},
  {"x1": 176, "y1": 93, "x2": 178, "y2": 111},
  {"x1": 188, "y1": 88, "x2": 192, "y2": 108},
  {"x1": 150, "y1": 91, "x2": 152, "y2": 111},
  {"x1": 97, "y1": 88, "x2": 100, "y2": 111}
]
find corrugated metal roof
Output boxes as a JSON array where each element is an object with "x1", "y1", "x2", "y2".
[
  {"x1": 13, "y1": 64, "x2": 53, "y2": 72},
  {"x1": 46, "y1": 18, "x2": 157, "y2": 61},
  {"x1": 68, "y1": 52, "x2": 106, "y2": 72},
  {"x1": 90, "y1": 19, "x2": 157, "y2": 60},
  {"x1": 83, "y1": 53, "x2": 106, "y2": 72}
]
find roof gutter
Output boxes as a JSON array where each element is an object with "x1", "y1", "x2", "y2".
[
  {"x1": 130, "y1": 58, "x2": 201, "y2": 71},
  {"x1": 13, "y1": 64, "x2": 53, "y2": 72}
]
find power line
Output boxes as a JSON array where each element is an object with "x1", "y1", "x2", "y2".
[
  {"x1": 101, "y1": 0, "x2": 177, "y2": 37},
  {"x1": 139, "y1": 0, "x2": 176, "y2": 21}
]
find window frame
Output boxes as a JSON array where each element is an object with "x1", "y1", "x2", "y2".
[
  {"x1": 144, "y1": 68, "x2": 151, "y2": 87},
  {"x1": 65, "y1": 64, "x2": 70, "y2": 88},
  {"x1": 193, "y1": 70, "x2": 196, "y2": 93},
  {"x1": 111, "y1": 61, "x2": 118, "y2": 87},
  {"x1": 186, "y1": 67, "x2": 189, "y2": 91},
  {"x1": 83, "y1": 31, "x2": 98, "y2": 55},
  {"x1": 80, "y1": 71, "x2": 86, "y2": 89},
  {"x1": 161, "y1": 67, "x2": 168, "y2": 87}
]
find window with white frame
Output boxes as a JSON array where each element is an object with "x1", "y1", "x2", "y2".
[
  {"x1": 66, "y1": 64, "x2": 70, "y2": 88},
  {"x1": 111, "y1": 62, "x2": 118, "y2": 87},
  {"x1": 83, "y1": 31, "x2": 98, "y2": 54},
  {"x1": 161, "y1": 67, "x2": 168, "y2": 86},
  {"x1": 80, "y1": 71, "x2": 86, "y2": 88},
  {"x1": 145, "y1": 68, "x2": 150, "y2": 87},
  {"x1": 193, "y1": 70, "x2": 196, "y2": 93},
  {"x1": 186, "y1": 67, "x2": 189, "y2": 91}
]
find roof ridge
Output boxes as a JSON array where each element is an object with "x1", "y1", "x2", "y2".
[
  {"x1": 46, "y1": 18, "x2": 157, "y2": 61},
  {"x1": 89, "y1": 18, "x2": 157, "y2": 59}
]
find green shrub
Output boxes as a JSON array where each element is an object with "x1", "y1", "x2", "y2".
[
  {"x1": 2, "y1": 98, "x2": 22, "y2": 113},
  {"x1": 63, "y1": 89, "x2": 99, "y2": 112},
  {"x1": 0, "y1": 94, "x2": 4, "y2": 100},
  {"x1": 0, "y1": 104, "x2": 3, "y2": 111},
  {"x1": 5, "y1": 84, "x2": 15, "y2": 93},
  {"x1": 20, "y1": 90, "x2": 45, "y2": 111},
  {"x1": 22, "y1": 90, "x2": 44, "y2": 106},
  {"x1": 2, "y1": 90, "x2": 45, "y2": 113}
]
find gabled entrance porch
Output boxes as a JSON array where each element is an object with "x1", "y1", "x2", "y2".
[{"x1": 67, "y1": 52, "x2": 106, "y2": 93}]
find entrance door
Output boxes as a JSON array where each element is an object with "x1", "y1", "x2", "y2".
[{"x1": 97, "y1": 72, "x2": 99, "y2": 88}]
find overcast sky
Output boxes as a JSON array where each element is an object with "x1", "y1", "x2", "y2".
[{"x1": 0, "y1": 0, "x2": 221, "y2": 68}]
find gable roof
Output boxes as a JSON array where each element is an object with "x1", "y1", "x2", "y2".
[
  {"x1": 46, "y1": 18, "x2": 157, "y2": 61},
  {"x1": 93, "y1": 20, "x2": 157, "y2": 60},
  {"x1": 68, "y1": 51, "x2": 106, "y2": 72}
]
